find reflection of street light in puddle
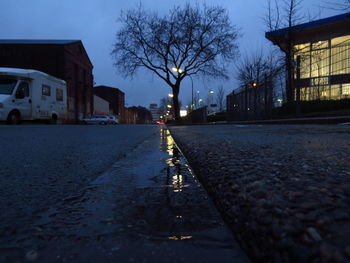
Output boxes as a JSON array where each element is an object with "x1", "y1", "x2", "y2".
[
  {"x1": 172, "y1": 174, "x2": 184, "y2": 192},
  {"x1": 168, "y1": 235, "x2": 193, "y2": 241},
  {"x1": 165, "y1": 130, "x2": 174, "y2": 156}
]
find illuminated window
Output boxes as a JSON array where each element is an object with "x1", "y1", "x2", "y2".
[
  {"x1": 294, "y1": 43, "x2": 310, "y2": 79},
  {"x1": 331, "y1": 35, "x2": 350, "y2": 75},
  {"x1": 330, "y1": 85, "x2": 341, "y2": 100},
  {"x1": 331, "y1": 35, "x2": 350, "y2": 47},
  {"x1": 311, "y1": 48, "x2": 329, "y2": 77},
  {"x1": 312, "y1": 40, "x2": 329, "y2": 50},
  {"x1": 341, "y1": 83, "x2": 350, "y2": 98},
  {"x1": 293, "y1": 35, "x2": 350, "y2": 101}
]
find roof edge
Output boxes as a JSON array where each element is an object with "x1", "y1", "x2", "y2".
[{"x1": 266, "y1": 12, "x2": 350, "y2": 39}]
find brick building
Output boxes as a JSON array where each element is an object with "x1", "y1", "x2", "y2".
[
  {"x1": 0, "y1": 39, "x2": 93, "y2": 122},
  {"x1": 93, "y1": 85, "x2": 125, "y2": 122}
]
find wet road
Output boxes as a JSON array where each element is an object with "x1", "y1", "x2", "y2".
[{"x1": 0, "y1": 125, "x2": 249, "y2": 262}]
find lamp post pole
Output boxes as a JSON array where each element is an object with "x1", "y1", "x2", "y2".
[{"x1": 189, "y1": 75, "x2": 194, "y2": 111}]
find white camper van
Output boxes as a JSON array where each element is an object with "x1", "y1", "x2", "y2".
[{"x1": 0, "y1": 68, "x2": 67, "y2": 124}]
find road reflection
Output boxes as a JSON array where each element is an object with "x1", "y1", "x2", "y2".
[
  {"x1": 15, "y1": 126, "x2": 249, "y2": 262},
  {"x1": 161, "y1": 128, "x2": 189, "y2": 193}
]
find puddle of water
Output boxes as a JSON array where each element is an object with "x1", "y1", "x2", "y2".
[{"x1": 3, "y1": 127, "x2": 249, "y2": 263}]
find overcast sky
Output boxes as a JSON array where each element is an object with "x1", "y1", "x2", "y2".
[{"x1": 0, "y1": 0, "x2": 342, "y2": 108}]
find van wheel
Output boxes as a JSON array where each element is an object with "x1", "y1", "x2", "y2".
[{"x1": 7, "y1": 111, "x2": 21, "y2": 125}]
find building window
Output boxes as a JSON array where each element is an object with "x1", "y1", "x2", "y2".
[
  {"x1": 42, "y1": 85, "x2": 51, "y2": 96},
  {"x1": 331, "y1": 35, "x2": 350, "y2": 75},
  {"x1": 330, "y1": 85, "x2": 341, "y2": 100},
  {"x1": 341, "y1": 83, "x2": 350, "y2": 98},
  {"x1": 311, "y1": 48, "x2": 329, "y2": 77},
  {"x1": 294, "y1": 43, "x2": 311, "y2": 79},
  {"x1": 56, "y1": 88, "x2": 63, "y2": 101},
  {"x1": 294, "y1": 35, "x2": 350, "y2": 101}
]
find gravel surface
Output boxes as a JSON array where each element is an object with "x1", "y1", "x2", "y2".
[
  {"x1": 169, "y1": 124, "x2": 350, "y2": 263},
  {"x1": 0, "y1": 125, "x2": 158, "y2": 241}
]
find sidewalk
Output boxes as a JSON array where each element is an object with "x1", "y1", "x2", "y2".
[
  {"x1": 169, "y1": 124, "x2": 350, "y2": 263},
  {"x1": 226, "y1": 115, "x2": 350, "y2": 125}
]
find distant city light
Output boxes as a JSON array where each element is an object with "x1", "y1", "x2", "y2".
[
  {"x1": 180, "y1": 110, "x2": 187, "y2": 117},
  {"x1": 168, "y1": 93, "x2": 174, "y2": 98},
  {"x1": 167, "y1": 104, "x2": 172, "y2": 108},
  {"x1": 209, "y1": 90, "x2": 214, "y2": 94}
]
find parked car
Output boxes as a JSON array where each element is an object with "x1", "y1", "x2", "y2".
[
  {"x1": 108, "y1": 116, "x2": 118, "y2": 124},
  {"x1": 82, "y1": 115, "x2": 110, "y2": 125}
]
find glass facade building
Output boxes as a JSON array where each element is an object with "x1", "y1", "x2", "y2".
[
  {"x1": 295, "y1": 35, "x2": 350, "y2": 100},
  {"x1": 266, "y1": 13, "x2": 350, "y2": 102}
]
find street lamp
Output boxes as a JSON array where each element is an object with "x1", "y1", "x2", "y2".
[
  {"x1": 188, "y1": 75, "x2": 194, "y2": 111},
  {"x1": 172, "y1": 67, "x2": 183, "y2": 74},
  {"x1": 198, "y1": 98, "x2": 203, "y2": 107},
  {"x1": 168, "y1": 93, "x2": 174, "y2": 98}
]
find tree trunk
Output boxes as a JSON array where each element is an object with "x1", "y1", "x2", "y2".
[{"x1": 172, "y1": 85, "x2": 181, "y2": 122}]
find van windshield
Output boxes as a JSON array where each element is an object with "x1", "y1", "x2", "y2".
[{"x1": 0, "y1": 78, "x2": 18, "y2": 95}]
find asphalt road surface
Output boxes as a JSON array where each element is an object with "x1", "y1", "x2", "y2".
[
  {"x1": 0, "y1": 125, "x2": 248, "y2": 263},
  {"x1": 0, "y1": 125, "x2": 158, "y2": 261}
]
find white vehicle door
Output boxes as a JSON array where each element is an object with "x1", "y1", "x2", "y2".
[
  {"x1": 14, "y1": 81, "x2": 32, "y2": 119},
  {"x1": 39, "y1": 84, "x2": 51, "y2": 119}
]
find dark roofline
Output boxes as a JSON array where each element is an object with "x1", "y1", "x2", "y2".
[
  {"x1": 94, "y1": 85, "x2": 125, "y2": 94},
  {"x1": 266, "y1": 12, "x2": 350, "y2": 39},
  {"x1": 0, "y1": 39, "x2": 81, "y2": 45},
  {"x1": 0, "y1": 39, "x2": 93, "y2": 67}
]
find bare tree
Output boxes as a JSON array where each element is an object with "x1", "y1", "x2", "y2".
[
  {"x1": 236, "y1": 52, "x2": 282, "y2": 86},
  {"x1": 216, "y1": 85, "x2": 226, "y2": 111},
  {"x1": 236, "y1": 52, "x2": 283, "y2": 117},
  {"x1": 264, "y1": 0, "x2": 305, "y2": 105},
  {"x1": 112, "y1": 4, "x2": 239, "y2": 121}
]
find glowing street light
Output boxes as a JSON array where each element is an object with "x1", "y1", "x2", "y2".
[
  {"x1": 209, "y1": 90, "x2": 214, "y2": 94},
  {"x1": 167, "y1": 104, "x2": 172, "y2": 108},
  {"x1": 172, "y1": 67, "x2": 183, "y2": 74},
  {"x1": 168, "y1": 93, "x2": 174, "y2": 98},
  {"x1": 251, "y1": 81, "x2": 257, "y2": 88}
]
